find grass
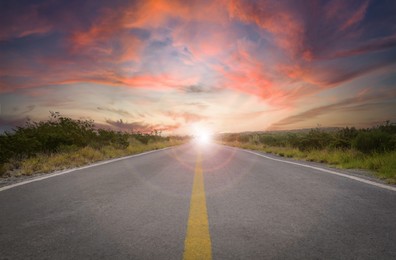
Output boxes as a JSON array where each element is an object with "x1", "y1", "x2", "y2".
[
  {"x1": 221, "y1": 141, "x2": 396, "y2": 184},
  {"x1": 3, "y1": 139, "x2": 185, "y2": 177}
]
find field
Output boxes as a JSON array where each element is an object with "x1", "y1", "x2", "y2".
[
  {"x1": 2, "y1": 112, "x2": 395, "y2": 184},
  {"x1": 217, "y1": 123, "x2": 396, "y2": 184},
  {"x1": 0, "y1": 112, "x2": 187, "y2": 177}
]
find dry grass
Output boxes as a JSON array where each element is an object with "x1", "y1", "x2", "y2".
[
  {"x1": 221, "y1": 141, "x2": 396, "y2": 184},
  {"x1": 4, "y1": 139, "x2": 185, "y2": 177}
]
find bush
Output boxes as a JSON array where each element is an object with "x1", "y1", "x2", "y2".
[
  {"x1": 96, "y1": 129, "x2": 129, "y2": 149},
  {"x1": 0, "y1": 112, "x2": 173, "y2": 169},
  {"x1": 218, "y1": 122, "x2": 396, "y2": 154},
  {"x1": 218, "y1": 122, "x2": 396, "y2": 183},
  {"x1": 352, "y1": 131, "x2": 394, "y2": 154},
  {"x1": 331, "y1": 127, "x2": 358, "y2": 149},
  {"x1": 295, "y1": 129, "x2": 333, "y2": 151},
  {"x1": 259, "y1": 135, "x2": 285, "y2": 147},
  {"x1": 0, "y1": 112, "x2": 97, "y2": 163}
]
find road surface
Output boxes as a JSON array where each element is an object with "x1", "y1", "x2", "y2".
[{"x1": 1, "y1": 143, "x2": 395, "y2": 259}]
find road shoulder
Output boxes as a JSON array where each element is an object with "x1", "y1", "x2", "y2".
[{"x1": 220, "y1": 144, "x2": 396, "y2": 191}]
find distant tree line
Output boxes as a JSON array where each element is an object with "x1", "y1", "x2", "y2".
[
  {"x1": 0, "y1": 112, "x2": 170, "y2": 166},
  {"x1": 219, "y1": 121, "x2": 396, "y2": 154}
]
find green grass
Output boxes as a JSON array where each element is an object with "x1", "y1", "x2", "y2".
[
  {"x1": 3, "y1": 139, "x2": 185, "y2": 177},
  {"x1": 221, "y1": 141, "x2": 396, "y2": 184}
]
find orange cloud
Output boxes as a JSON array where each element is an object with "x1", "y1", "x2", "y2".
[
  {"x1": 213, "y1": 43, "x2": 297, "y2": 106},
  {"x1": 228, "y1": 0, "x2": 304, "y2": 57},
  {"x1": 2, "y1": 1, "x2": 394, "y2": 107},
  {"x1": 125, "y1": 0, "x2": 227, "y2": 28},
  {"x1": 70, "y1": 9, "x2": 144, "y2": 62}
]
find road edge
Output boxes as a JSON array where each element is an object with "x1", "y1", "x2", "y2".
[
  {"x1": 222, "y1": 145, "x2": 396, "y2": 192},
  {"x1": 0, "y1": 146, "x2": 173, "y2": 192}
]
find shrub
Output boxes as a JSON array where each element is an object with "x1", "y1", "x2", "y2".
[
  {"x1": 0, "y1": 112, "x2": 97, "y2": 162},
  {"x1": 133, "y1": 133, "x2": 151, "y2": 144},
  {"x1": 95, "y1": 129, "x2": 129, "y2": 149},
  {"x1": 331, "y1": 127, "x2": 358, "y2": 149},
  {"x1": 259, "y1": 135, "x2": 285, "y2": 147},
  {"x1": 295, "y1": 129, "x2": 333, "y2": 151},
  {"x1": 0, "y1": 112, "x2": 174, "y2": 169},
  {"x1": 352, "y1": 130, "x2": 394, "y2": 154}
]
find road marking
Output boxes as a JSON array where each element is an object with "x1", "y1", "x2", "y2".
[
  {"x1": 0, "y1": 147, "x2": 172, "y2": 192},
  {"x1": 227, "y1": 146, "x2": 396, "y2": 192},
  {"x1": 184, "y1": 151, "x2": 212, "y2": 260}
]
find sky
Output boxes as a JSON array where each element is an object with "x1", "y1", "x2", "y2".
[{"x1": 1, "y1": 0, "x2": 396, "y2": 135}]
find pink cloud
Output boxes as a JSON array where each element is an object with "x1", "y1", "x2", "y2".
[
  {"x1": 228, "y1": 0, "x2": 304, "y2": 57},
  {"x1": 69, "y1": 10, "x2": 144, "y2": 63},
  {"x1": 228, "y1": 0, "x2": 377, "y2": 64},
  {"x1": 340, "y1": 1, "x2": 370, "y2": 31},
  {"x1": 213, "y1": 42, "x2": 309, "y2": 107},
  {"x1": 165, "y1": 111, "x2": 208, "y2": 123},
  {"x1": 124, "y1": 0, "x2": 227, "y2": 28},
  {"x1": 1, "y1": 0, "x2": 394, "y2": 118}
]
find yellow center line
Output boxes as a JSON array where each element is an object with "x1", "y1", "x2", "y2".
[{"x1": 183, "y1": 151, "x2": 212, "y2": 260}]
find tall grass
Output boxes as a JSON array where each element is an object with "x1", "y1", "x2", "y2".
[
  {"x1": 219, "y1": 123, "x2": 396, "y2": 184},
  {"x1": 5, "y1": 139, "x2": 184, "y2": 176},
  {"x1": 0, "y1": 113, "x2": 188, "y2": 177}
]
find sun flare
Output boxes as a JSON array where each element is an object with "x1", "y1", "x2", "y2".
[
  {"x1": 192, "y1": 125, "x2": 213, "y2": 145},
  {"x1": 197, "y1": 132, "x2": 211, "y2": 144}
]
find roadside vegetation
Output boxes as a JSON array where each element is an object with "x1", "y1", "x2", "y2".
[
  {"x1": 0, "y1": 112, "x2": 187, "y2": 177},
  {"x1": 218, "y1": 122, "x2": 396, "y2": 184}
]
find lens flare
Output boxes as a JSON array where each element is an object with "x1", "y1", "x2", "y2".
[
  {"x1": 197, "y1": 131, "x2": 211, "y2": 144},
  {"x1": 192, "y1": 124, "x2": 213, "y2": 145}
]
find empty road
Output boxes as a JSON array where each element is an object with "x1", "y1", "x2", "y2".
[{"x1": 1, "y1": 143, "x2": 395, "y2": 259}]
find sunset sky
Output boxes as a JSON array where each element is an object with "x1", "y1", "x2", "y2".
[{"x1": 1, "y1": 0, "x2": 396, "y2": 135}]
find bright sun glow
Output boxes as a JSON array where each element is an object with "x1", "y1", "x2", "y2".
[
  {"x1": 192, "y1": 125, "x2": 213, "y2": 145},
  {"x1": 198, "y1": 131, "x2": 211, "y2": 144}
]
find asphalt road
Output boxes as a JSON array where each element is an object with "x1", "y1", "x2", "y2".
[{"x1": 1, "y1": 143, "x2": 395, "y2": 259}]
